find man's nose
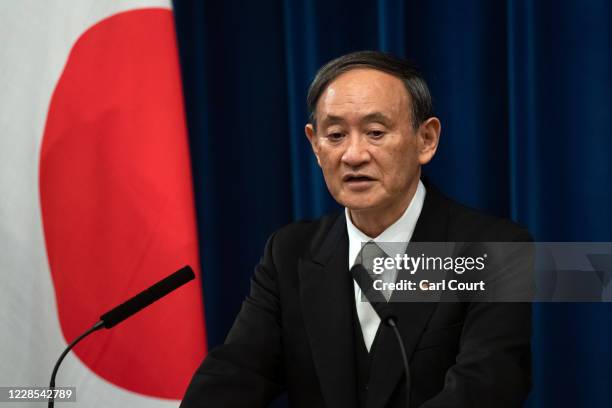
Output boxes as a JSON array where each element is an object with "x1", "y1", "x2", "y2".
[{"x1": 341, "y1": 133, "x2": 370, "y2": 167}]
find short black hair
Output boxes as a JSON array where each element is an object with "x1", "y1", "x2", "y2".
[{"x1": 306, "y1": 50, "x2": 433, "y2": 129}]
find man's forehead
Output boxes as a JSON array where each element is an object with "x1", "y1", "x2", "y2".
[
  {"x1": 323, "y1": 68, "x2": 406, "y2": 95},
  {"x1": 315, "y1": 68, "x2": 410, "y2": 124}
]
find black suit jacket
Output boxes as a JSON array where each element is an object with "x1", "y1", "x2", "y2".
[{"x1": 181, "y1": 183, "x2": 532, "y2": 408}]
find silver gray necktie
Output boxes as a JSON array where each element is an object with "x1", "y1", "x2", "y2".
[{"x1": 355, "y1": 241, "x2": 394, "y2": 301}]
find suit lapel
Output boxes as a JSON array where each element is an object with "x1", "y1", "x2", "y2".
[
  {"x1": 299, "y1": 214, "x2": 358, "y2": 408},
  {"x1": 367, "y1": 180, "x2": 451, "y2": 408}
]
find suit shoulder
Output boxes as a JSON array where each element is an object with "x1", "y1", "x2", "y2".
[
  {"x1": 267, "y1": 212, "x2": 341, "y2": 258},
  {"x1": 446, "y1": 198, "x2": 532, "y2": 242}
]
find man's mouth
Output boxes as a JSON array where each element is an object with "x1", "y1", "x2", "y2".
[{"x1": 343, "y1": 174, "x2": 376, "y2": 189}]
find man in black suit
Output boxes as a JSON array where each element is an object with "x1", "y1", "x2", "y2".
[{"x1": 181, "y1": 51, "x2": 532, "y2": 407}]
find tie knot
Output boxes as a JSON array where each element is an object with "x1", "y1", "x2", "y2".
[
  {"x1": 356, "y1": 241, "x2": 388, "y2": 272},
  {"x1": 355, "y1": 241, "x2": 395, "y2": 301}
]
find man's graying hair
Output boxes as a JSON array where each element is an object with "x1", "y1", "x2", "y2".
[{"x1": 306, "y1": 51, "x2": 433, "y2": 130}]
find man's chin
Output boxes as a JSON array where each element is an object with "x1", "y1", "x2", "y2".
[
  {"x1": 341, "y1": 197, "x2": 381, "y2": 212},
  {"x1": 333, "y1": 188, "x2": 386, "y2": 211}
]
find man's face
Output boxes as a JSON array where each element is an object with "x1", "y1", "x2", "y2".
[{"x1": 305, "y1": 68, "x2": 437, "y2": 216}]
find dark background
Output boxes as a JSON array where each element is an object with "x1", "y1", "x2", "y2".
[{"x1": 172, "y1": 0, "x2": 612, "y2": 406}]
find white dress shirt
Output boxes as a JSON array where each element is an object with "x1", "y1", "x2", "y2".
[{"x1": 345, "y1": 180, "x2": 426, "y2": 351}]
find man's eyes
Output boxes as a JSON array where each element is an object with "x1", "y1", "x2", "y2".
[
  {"x1": 323, "y1": 130, "x2": 386, "y2": 142},
  {"x1": 325, "y1": 132, "x2": 345, "y2": 141},
  {"x1": 367, "y1": 130, "x2": 385, "y2": 139}
]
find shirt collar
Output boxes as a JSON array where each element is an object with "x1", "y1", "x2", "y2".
[{"x1": 345, "y1": 180, "x2": 426, "y2": 268}]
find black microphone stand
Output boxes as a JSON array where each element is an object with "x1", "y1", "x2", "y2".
[
  {"x1": 351, "y1": 264, "x2": 411, "y2": 408},
  {"x1": 387, "y1": 317, "x2": 410, "y2": 408},
  {"x1": 46, "y1": 265, "x2": 194, "y2": 407},
  {"x1": 48, "y1": 321, "x2": 104, "y2": 408}
]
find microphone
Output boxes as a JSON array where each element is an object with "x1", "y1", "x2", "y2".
[
  {"x1": 351, "y1": 264, "x2": 411, "y2": 408},
  {"x1": 100, "y1": 265, "x2": 195, "y2": 328},
  {"x1": 48, "y1": 265, "x2": 196, "y2": 408},
  {"x1": 351, "y1": 264, "x2": 397, "y2": 324}
]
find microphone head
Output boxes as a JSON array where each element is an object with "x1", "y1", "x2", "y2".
[
  {"x1": 100, "y1": 265, "x2": 195, "y2": 329},
  {"x1": 350, "y1": 264, "x2": 398, "y2": 326}
]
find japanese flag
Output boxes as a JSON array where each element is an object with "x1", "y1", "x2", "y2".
[{"x1": 0, "y1": 1, "x2": 206, "y2": 406}]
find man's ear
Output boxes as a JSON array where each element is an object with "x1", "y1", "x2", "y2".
[
  {"x1": 417, "y1": 117, "x2": 441, "y2": 165},
  {"x1": 305, "y1": 123, "x2": 322, "y2": 167}
]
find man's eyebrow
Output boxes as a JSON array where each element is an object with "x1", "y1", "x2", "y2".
[
  {"x1": 319, "y1": 113, "x2": 394, "y2": 127},
  {"x1": 319, "y1": 115, "x2": 345, "y2": 127}
]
